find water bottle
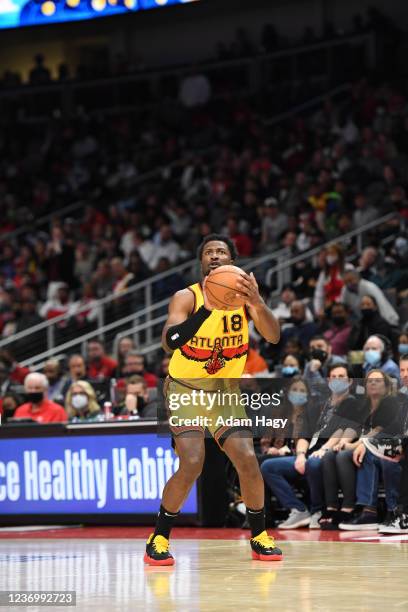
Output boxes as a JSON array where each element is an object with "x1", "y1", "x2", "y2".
[{"x1": 103, "y1": 401, "x2": 113, "y2": 421}]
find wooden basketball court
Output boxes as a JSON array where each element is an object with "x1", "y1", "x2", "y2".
[{"x1": 1, "y1": 527, "x2": 407, "y2": 611}]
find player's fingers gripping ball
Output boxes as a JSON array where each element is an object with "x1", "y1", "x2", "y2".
[{"x1": 204, "y1": 265, "x2": 248, "y2": 311}]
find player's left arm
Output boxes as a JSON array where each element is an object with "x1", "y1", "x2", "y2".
[{"x1": 236, "y1": 272, "x2": 280, "y2": 343}]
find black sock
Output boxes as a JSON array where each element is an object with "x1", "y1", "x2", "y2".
[
  {"x1": 153, "y1": 505, "x2": 180, "y2": 539},
  {"x1": 247, "y1": 507, "x2": 265, "y2": 538}
]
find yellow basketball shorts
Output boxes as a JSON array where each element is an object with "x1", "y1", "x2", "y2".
[{"x1": 164, "y1": 376, "x2": 253, "y2": 448}]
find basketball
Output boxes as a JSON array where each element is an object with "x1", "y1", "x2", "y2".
[{"x1": 205, "y1": 265, "x2": 247, "y2": 310}]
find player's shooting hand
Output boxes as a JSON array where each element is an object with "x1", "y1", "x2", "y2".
[
  {"x1": 202, "y1": 276, "x2": 215, "y2": 311},
  {"x1": 235, "y1": 272, "x2": 263, "y2": 308}
]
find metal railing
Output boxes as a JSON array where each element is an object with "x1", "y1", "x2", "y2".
[
  {"x1": 265, "y1": 211, "x2": 398, "y2": 294},
  {"x1": 93, "y1": 212, "x2": 400, "y2": 363},
  {"x1": 15, "y1": 247, "x2": 291, "y2": 368},
  {"x1": 8, "y1": 210, "x2": 399, "y2": 369}
]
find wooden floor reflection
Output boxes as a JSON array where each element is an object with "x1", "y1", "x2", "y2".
[{"x1": 1, "y1": 537, "x2": 407, "y2": 611}]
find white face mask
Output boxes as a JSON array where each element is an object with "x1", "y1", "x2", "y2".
[{"x1": 71, "y1": 393, "x2": 88, "y2": 410}]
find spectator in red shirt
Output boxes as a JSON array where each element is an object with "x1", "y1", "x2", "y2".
[
  {"x1": 14, "y1": 372, "x2": 67, "y2": 423},
  {"x1": 0, "y1": 350, "x2": 30, "y2": 384},
  {"x1": 87, "y1": 339, "x2": 118, "y2": 380},
  {"x1": 121, "y1": 351, "x2": 158, "y2": 388},
  {"x1": 225, "y1": 216, "x2": 253, "y2": 256}
]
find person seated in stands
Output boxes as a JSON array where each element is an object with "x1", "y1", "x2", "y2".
[
  {"x1": 114, "y1": 375, "x2": 158, "y2": 419},
  {"x1": 65, "y1": 380, "x2": 102, "y2": 423},
  {"x1": 379, "y1": 355, "x2": 408, "y2": 534},
  {"x1": 39, "y1": 282, "x2": 74, "y2": 323},
  {"x1": 341, "y1": 266, "x2": 399, "y2": 326},
  {"x1": 348, "y1": 295, "x2": 393, "y2": 350},
  {"x1": 323, "y1": 302, "x2": 352, "y2": 358},
  {"x1": 362, "y1": 335, "x2": 400, "y2": 381},
  {"x1": 279, "y1": 301, "x2": 320, "y2": 353},
  {"x1": 397, "y1": 332, "x2": 408, "y2": 360},
  {"x1": 358, "y1": 246, "x2": 381, "y2": 283},
  {"x1": 0, "y1": 349, "x2": 29, "y2": 384},
  {"x1": 271, "y1": 284, "x2": 299, "y2": 325},
  {"x1": 279, "y1": 353, "x2": 304, "y2": 378},
  {"x1": 244, "y1": 337, "x2": 269, "y2": 376},
  {"x1": 261, "y1": 365, "x2": 358, "y2": 529},
  {"x1": 280, "y1": 338, "x2": 304, "y2": 361},
  {"x1": 43, "y1": 359, "x2": 66, "y2": 405},
  {"x1": 115, "y1": 336, "x2": 136, "y2": 375},
  {"x1": 72, "y1": 283, "x2": 101, "y2": 331},
  {"x1": 0, "y1": 356, "x2": 13, "y2": 400},
  {"x1": 61, "y1": 354, "x2": 87, "y2": 397},
  {"x1": 313, "y1": 243, "x2": 345, "y2": 318},
  {"x1": 303, "y1": 335, "x2": 342, "y2": 393},
  {"x1": 320, "y1": 370, "x2": 399, "y2": 530},
  {"x1": 14, "y1": 373, "x2": 67, "y2": 423},
  {"x1": 0, "y1": 391, "x2": 23, "y2": 422},
  {"x1": 121, "y1": 351, "x2": 158, "y2": 388},
  {"x1": 87, "y1": 339, "x2": 117, "y2": 380},
  {"x1": 338, "y1": 381, "x2": 402, "y2": 531}
]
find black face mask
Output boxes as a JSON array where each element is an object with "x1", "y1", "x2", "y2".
[
  {"x1": 310, "y1": 348, "x2": 328, "y2": 362},
  {"x1": 26, "y1": 392, "x2": 44, "y2": 404},
  {"x1": 361, "y1": 308, "x2": 375, "y2": 318},
  {"x1": 332, "y1": 316, "x2": 346, "y2": 326}
]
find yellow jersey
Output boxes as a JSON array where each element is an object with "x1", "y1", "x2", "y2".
[{"x1": 168, "y1": 283, "x2": 249, "y2": 379}]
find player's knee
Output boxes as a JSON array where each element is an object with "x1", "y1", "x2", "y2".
[
  {"x1": 179, "y1": 453, "x2": 204, "y2": 479},
  {"x1": 232, "y1": 448, "x2": 258, "y2": 474}
]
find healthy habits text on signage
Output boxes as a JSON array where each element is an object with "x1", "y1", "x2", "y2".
[{"x1": 0, "y1": 433, "x2": 197, "y2": 514}]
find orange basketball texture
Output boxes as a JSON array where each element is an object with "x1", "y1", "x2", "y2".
[{"x1": 205, "y1": 265, "x2": 247, "y2": 311}]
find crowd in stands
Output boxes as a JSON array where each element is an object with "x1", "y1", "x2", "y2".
[
  {"x1": 0, "y1": 75, "x2": 407, "y2": 354},
  {"x1": 0, "y1": 8, "x2": 407, "y2": 531}
]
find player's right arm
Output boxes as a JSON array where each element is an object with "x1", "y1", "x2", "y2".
[{"x1": 161, "y1": 288, "x2": 213, "y2": 354}]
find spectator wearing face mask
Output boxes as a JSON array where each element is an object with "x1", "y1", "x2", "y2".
[
  {"x1": 341, "y1": 266, "x2": 399, "y2": 326},
  {"x1": 313, "y1": 244, "x2": 345, "y2": 318},
  {"x1": 260, "y1": 377, "x2": 319, "y2": 457},
  {"x1": 362, "y1": 335, "x2": 400, "y2": 381},
  {"x1": 323, "y1": 303, "x2": 352, "y2": 357},
  {"x1": 14, "y1": 373, "x2": 67, "y2": 423},
  {"x1": 66, "y1": 380, "x2": 102, "y2": 422},
  {"x1": 279, "y1": 301, "x2": 320, "y2": 353},
  {"x1": 379, "y1": 355, "x2": 408, "y2": 534},
  {"x1": 348, "y1": 295, "x2": 393, "y2": 350},
  {"x1": 280, "y1": 353, "x2": 304, "y2": 378},
  {"x1": 261, "y1": 365, "x2": 357, "y2": 529},
  {"x1": 303, "y1": 335, "x2": 341, "y2": 389},
  {"x1": 320, "y1": 370, "x2": 397, "y2": 530},
  {"x1": 397, "y1": 332, "x2": 408, "y2": 360}
]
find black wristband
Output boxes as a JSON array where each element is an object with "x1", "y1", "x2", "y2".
[{"x1": 166, "y1": 305, "x2": 212, "y2": 350}]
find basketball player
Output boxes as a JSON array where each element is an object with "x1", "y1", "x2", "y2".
[{"x1": 144, "y1": 234, "x2": 283, "y2": 565}]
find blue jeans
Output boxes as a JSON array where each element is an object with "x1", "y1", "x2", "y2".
[
  {"x1": 356, "y1": 449, "x2": 402, "y2": 511},
  {"x1": 261, "y1": 455, "x2": 324, "y2": 514}
]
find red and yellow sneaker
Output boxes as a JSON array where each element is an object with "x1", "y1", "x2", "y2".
[
  {"x1": 144, "y1": 533, "x2": 175, "y2": 566},
  {"x1": 250, "y1": 530, "x2": 283, "y2": 561}
]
